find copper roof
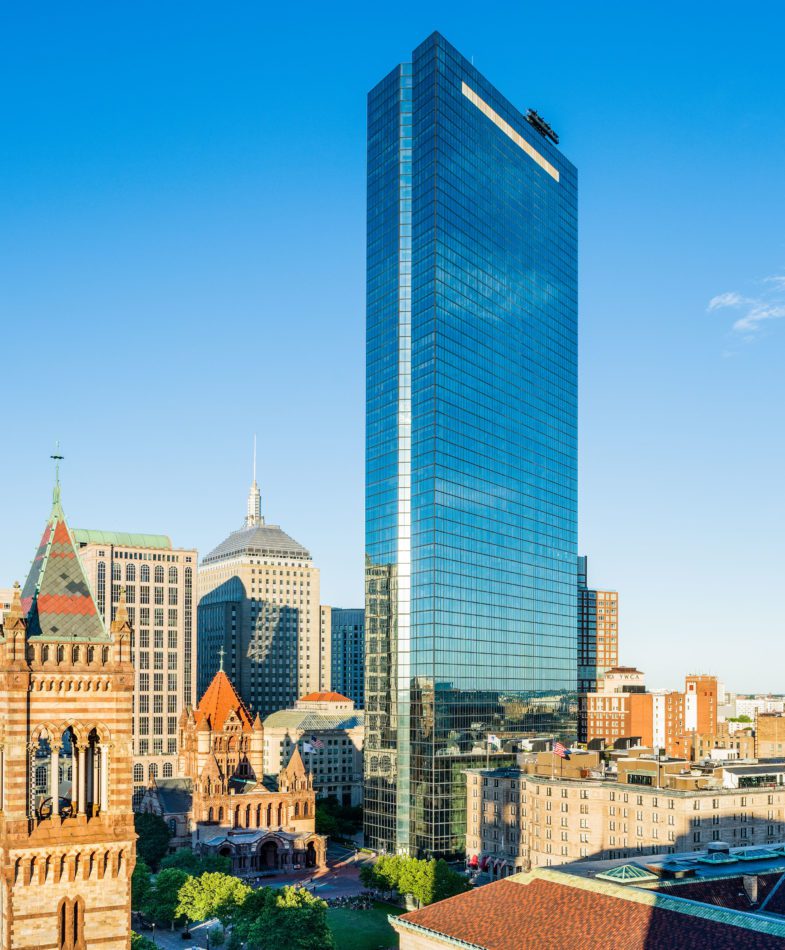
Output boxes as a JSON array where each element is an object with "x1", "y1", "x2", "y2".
[{"x1": 299, "y1": 691, "x2": 352, "y2": 703}]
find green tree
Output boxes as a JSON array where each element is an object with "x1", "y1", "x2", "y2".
[
  {"x1": 160, "y1": 848, "x2": 232, "y2": 875},
  {"x1": 131, "y1": 934, "x2": 157, "y2": 950},
  {"x1": 235, "y1": 886, "x2": 334, "y2": 950},
  {"x1": 131, "y1": 859, "x2": 152, "y2": 911},
  {"x1": 176, "y1": 872, "x2": 252, "y2": 927},
  {"x1": 432, "y1": 859, "x2": 471, "y2": 903},
  {"x1": 208, "y1": 924, "x2": 226, "y2": 946},
  {"x1": 141, "y1": 868, "x2": 189, "y2": 927},
  {"x1": 134, "y1": 812, "x2": 172, "y2": 871}
]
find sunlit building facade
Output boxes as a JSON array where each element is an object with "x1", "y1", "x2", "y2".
[{"x1": 364, "y1": 33, "x2": 578, "y2": 857}]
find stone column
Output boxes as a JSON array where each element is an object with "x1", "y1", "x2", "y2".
[
  {"x1": 50, "y1": 744, "x2": 61, "y2": 816},
  {"x1": 100, "y1": 744, "x2": 110, "y2": 813},
  {"x1": 86, "y1": 746, "x2": 94, "y2": 813},
  {"x1": 77, "y1": 745, "x2": 87, "y2": 815}
]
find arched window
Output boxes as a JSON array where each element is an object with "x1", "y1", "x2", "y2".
[
  {"x1": 266, "y1": 803, "x2": 273, "y2": 827},
  {"x1": 57, "y1": 645, "x2": 65, "y2": 664},
  {"x1": 133, "y1": 764, "x2": 144, "y2": 783},
  {"x1": 277, "y1": 803, "x2": 284, "y2": 826},
  {"x1": 256, "y1": 804, "x2": 262, "y2": 827},
  {"x1": 154, "y1": 565, "x2": 164, "y2": 584},
  {"x1": 218, "y1": 806, "x2": 224, "y2": 822},
  {"x1": 294, "y1": 801, "x2": 300, "y2": 818},
  {"x1": 126, "y1": 563, "x2": 136, "y2": 582},
  {"x1": 168, "y1": 818, "x2": 177, "y2": 836},
  {"x1": 234, "y1": 805, "x2": 241, "y2": 827},
  {"x1": 148, "y1": 763, "x2": 158, "y2": 780},
  {"x1": 71, "y1": 646, "x2": 79, "y2": 665},
  {"x1": 168, "y1": 566, "x2": 178, "y2": 584},
  {"x1": 208, "y1": 807, "x2": 214, "y2": 822},
  {"x1": 87, "y1": 646, "x2": 95, "y2": 664},
  {"x1": 245, "y1": 804, "x2": 251, "y2": 827},
  {"x1": 42, "y1": 644, "x2": 50, "y2": 663},
  {"x1": 97, "y1": 561, "x2": 106, "y2": 617},
  {"x1": 163, "y1": 763, "x2": 173, "y2": 778},
  {"x1": 112, "y1": 562, "x2": 121, "y2": 582},
  {"x1": 102, "y1": 647, "x2": 109, "y2": 664},
  {"x1": 140, "y1": 564, "x2": 150, "y2": 583}
]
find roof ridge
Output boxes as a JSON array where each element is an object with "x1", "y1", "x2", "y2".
[{"x1": 529, "y1": 869, "x2": 785, "y2": 937}]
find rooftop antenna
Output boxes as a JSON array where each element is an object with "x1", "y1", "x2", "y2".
[{"x1": 253, "y1": 433, "x2": 257, "y2": 483}]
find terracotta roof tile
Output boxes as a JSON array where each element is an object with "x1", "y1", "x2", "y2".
[
  {"x1": 394, "y1": 870, "x2": 785, "y2": 949},
  {"x1": 194, "y1": 670, "x2": 253, "y2": 732}
]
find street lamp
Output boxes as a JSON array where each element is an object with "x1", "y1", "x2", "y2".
[{"x1": 150, "y1": 922, "x2": 156, "y2": 946}]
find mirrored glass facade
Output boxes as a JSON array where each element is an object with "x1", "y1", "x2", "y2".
[{"x1": 365, "y1": 33, "x2": 578, "y2": 858}]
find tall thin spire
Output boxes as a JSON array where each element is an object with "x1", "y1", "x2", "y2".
[
  {"x1": 50, "y1": 441, "x2": 64, "y2": 513},
  {"x1": 245, "y1": 435, "x2": 263, "y2": 528}
]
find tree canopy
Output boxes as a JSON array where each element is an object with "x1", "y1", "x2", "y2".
[
  {"x1": 231, "y1": 886, "x2": 335, "y2": 950},
  {"x1": 131, "y1": 859, "x2": 152, "y2": 911},
  {"x1": 176, "y1": 872, "x2": 252, "y2": 926},
  {"x1": 360, "y1": 854, "x2": 470, "y2": 906},
  {"x1": 134, "y1": 812, "x2": 172, "y2": 871},
  {"x1": 140, "y1": 867, "x2": 189, "y2": 926}
]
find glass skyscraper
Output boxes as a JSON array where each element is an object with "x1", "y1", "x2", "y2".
[{"x1": 364, "y1": 33, "x2": 578, "y2": 858}]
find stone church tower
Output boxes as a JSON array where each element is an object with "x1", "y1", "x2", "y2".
[{"x1": 0, "y1": 484, "x2": 135, "y2": 949}]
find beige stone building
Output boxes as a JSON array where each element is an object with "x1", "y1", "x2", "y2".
[
  {"x1": 263, "y1": 691, "x2": 364, "y2": 806},
  {"x1": 197, "y1": 471, "x2": 327, "y2": 718},
  {"x1": 466, "y1": 751, "x2": 785, "y2": 877},
  {"x1": 757, "y1": 713, "x2": 785, "y2": 759},
  {"x1": 0, "y1": 489, "x2": 135, "y2": 949},
  {"x1": 75, "y1": 529, "x2": 197, "y2": 805}
]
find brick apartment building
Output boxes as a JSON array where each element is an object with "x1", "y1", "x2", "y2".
[{"x1": 586, "y1": 669, "x2": 718, "y2": 758}]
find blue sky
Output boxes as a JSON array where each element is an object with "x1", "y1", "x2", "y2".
[{"x1": 2, "y1": 2, "x2": 784, "y2": 692}]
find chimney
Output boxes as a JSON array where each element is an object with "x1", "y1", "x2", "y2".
[{"x1": 743, "y1": 875, "x2": 759, "y2": 904}]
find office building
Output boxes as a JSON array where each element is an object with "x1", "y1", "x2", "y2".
[
  {"x1": 364, "y1": 32, "x2": 578, "y2": 858},
  {"x1": 75, "y1": 529, "x2": 197, "y2": 805},
  {"x1": 0, "y1": 486, "x2": 135, "y2": 948},
  {"x1": 263, "y1": 691, "x2": 365, "y2": 806},
  {"x1": 757, "y1": 714, "x2": 785, "y2": 760},
  {"x1": 329, "y1": 607, "x2": 365, "y2": 707},
  {"x1": 197, "y1": 468, "x2": 324, "y2": 719},
  {"x1": 466, "y1": 752, "x2": 785, "y2": 877},
  {"x1": 577, "y1": 556, "x2": 619, "y2": 741}
]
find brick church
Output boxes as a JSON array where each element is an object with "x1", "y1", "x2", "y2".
[
  {"x1": 0, "y1": 483, "x2": 135, "y2": 948},
  {"x1": 142, "y1": 664, "x2": 326, "y2": 874}
]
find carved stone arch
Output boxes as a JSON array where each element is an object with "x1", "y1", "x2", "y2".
[
  {"x1": 89, "y1": 721, "x2": 112, "y2": 744},
  {"x1": 31, "y1": 721, "x2": 58, "y2": 743}
]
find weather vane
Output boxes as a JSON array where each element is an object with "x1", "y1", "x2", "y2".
[{"x1": 50, "y1": 440, "x2": 64, "y2": 503}]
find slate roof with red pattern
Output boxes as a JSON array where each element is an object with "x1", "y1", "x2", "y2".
[
  {"x1": 21, "y1": 506, "x2": 107, "y2": 641},
  {"x1": 396, "y1": 873, "x2": 785, "y2": 949},
  {"x1": 194, "y1": 670, "x2": 254, "y2": 732}
]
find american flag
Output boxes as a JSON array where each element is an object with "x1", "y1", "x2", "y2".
[
  {"x1": 309, "y1": 735, "x2": 325, "y2": 749},
  {"x1": 553, "y1": 741, "x2": 570, "y2": 759}
]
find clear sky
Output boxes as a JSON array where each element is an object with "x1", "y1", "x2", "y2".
[{"x1": 2, "y1": 2, "x2": 784, "y2": 693}]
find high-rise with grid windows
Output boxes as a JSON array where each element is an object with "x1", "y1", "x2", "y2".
[
  {"x1": 76, "y1": 530, "x2": 197, "y2": 806},
  {"x1": 364, "y1": 32, "x2": 578, "y2": 858},
  {"x1": 197, "y1": 473, "x2": 326, "y2": 721}
]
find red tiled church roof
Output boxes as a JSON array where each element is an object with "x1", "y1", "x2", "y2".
[
  {"x1": 299, "y1": 691, "x2": 351, "y2": 703},
  {"x1": 395, "y1": 870, "x2": 785, "y2": 949},
  {"x1": 194, "y1": 670, "x2": 254, "y2": 732},
  {"x1": 21, "y1": 494, "x2": 107, "y2": 641}
]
